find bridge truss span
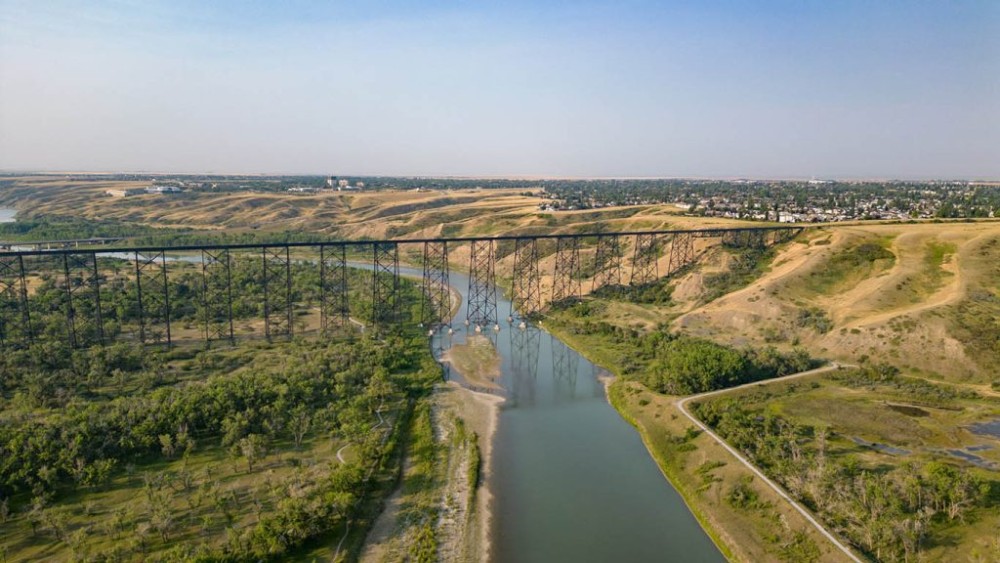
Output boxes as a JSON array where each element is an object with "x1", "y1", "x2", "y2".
[{"x1": 0, "y1": 225, "x2": 803, "y2": 350}]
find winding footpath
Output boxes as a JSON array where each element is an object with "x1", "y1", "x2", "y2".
[
  {"x1": 675, "y1": 363, "x2": 863, "y2": 563},
  {"x1": 334, "y1": 399, "x2": 389, "y2": 558}
]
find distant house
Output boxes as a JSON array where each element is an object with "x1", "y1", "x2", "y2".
[
  {"x1": 326, "y1": 176, "x2": 364, "y2": 191},
  {"x1": 105, "y1": 188, "x2": 146, "y2": 197},
  {"x1": 146, "y1": 186, "x2": 182, "y2": 194}
]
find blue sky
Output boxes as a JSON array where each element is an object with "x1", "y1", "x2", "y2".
[{"x1": 0, "y1": 1, "x2": 997, "y2": 178}]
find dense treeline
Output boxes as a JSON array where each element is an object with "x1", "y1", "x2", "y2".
[
  {"x1": 0, "y1": 338, "x2": 410, "y2": 497},
  {"x1": 552, "y1": 302, "x2": 816, "y2": 394},
  {"x1": 0, "y1": 215, "x2": 344, "y2": 246},
  {"x1": 0, "y1": 334, "x2": 440, "y2": 561},
  {"x1": 0, "y1": 253, "x2": 439, "y2": 561},
  {"x1": 642, "y1": 333, "x2": 814, "y2": 394},
  {"x1": 0, "y1": 216, "x2": 169, "y2": 242},
  {"x1": 692, "y1": 383, "x2": 998, "y2": 562}
]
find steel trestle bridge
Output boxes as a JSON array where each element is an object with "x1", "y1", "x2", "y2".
[{"x1": 0, "y1": 226, "x2": 802, "y2": 349}]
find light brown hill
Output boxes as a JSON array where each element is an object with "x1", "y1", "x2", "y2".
[
  {"x1": 675, "y1": 222, "x2": 1000, "y2": 383},
  {"x1": 0, "y1": 176, "x2": 757, "y2": 238}
]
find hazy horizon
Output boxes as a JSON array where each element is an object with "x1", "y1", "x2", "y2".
[
  {"x1": 1, "y1": 1, "x2": 998, "y2": 179},
  {"x1": 3, "y1": 169, "x2": 999, "y2": 183}
]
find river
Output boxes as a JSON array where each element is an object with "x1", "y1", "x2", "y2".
[
  {"x1": 84, "y1": 252, "x2": 724, "y2": 561},
  {"x1": 431, "y1": 270, "x2": 723, "y2": 563}
]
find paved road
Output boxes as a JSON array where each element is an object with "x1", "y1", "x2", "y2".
[{"x1": 675, "y1": 363, "x2": 863, "y2": 563}]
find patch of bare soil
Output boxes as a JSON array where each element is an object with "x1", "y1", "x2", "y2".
[
  {"x1": 440, "y1": 335, "x2": 504, "y2": 390},
  {"x1": 433, "y1": 383, "x2": 502, "y2": 562}
]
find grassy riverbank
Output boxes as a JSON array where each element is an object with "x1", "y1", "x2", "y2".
[
  {"x1": 537, "y1": 222, "x2": 1000, "y2": 562},
  {"x1": 358, "y1": 382, "x2": 499, "y2": 562},
  {"x1": 545, "y1": 320, "x2": 849, "y2": 562}
]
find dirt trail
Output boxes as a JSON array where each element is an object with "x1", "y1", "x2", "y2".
[
  {"x1": 825, "y1": 231, "x2": 958, "y2": 327},
  {"x1": 676, "y1": 364, "x2": 863, "y2": 563},
  {"x1": 672, "y1": 222, "x2": 1000, "y2": 383},
  {"x1": 672, "y1": 229, "x2": 839, "y2": 333}
]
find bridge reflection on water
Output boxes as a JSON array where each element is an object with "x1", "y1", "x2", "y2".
[{"x1": 430, "y1": 267, "x2": 726, "y2": 563}]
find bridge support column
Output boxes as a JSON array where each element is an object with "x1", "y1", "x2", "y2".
[
  {"x1": 421, "y1": 241, "x2": 451, "y2": 327},
  {"x1": 134, "y1": 251, "x2": 171, "y2": 346},
  {"x1": 630, "y1": 233, "x2": 659, "y2": 286},
  {"x1": 510, "y1": 238, "x2": 540, "y2": 319},
  {"x1": 769, "y1": 228, "x2": 799, "y2": 245},
  {"x1": 0, "y1": 255, "x2": 31, "y2": 348},
  {"x1": 262, "y1": 246, "x2": 293, "y2": 340},
  {"x1": 551, "y1": 237, "x2": 581, "y2": 303},
  {"x1": 466, "y1": 239, "x2": 497, "y2": 327},
  {"x1": 667, "y1": 232, "x2": 694, "y2": 276},
  {"x1": 592, "y1": 234, "x2": 623, "y2": 291},
  {"x1": 320, "y1": 244, "x2": 350, "y2": 334},
  {"x1": 202, "y1": 249, "x2": 234, "y2": 343},
  {"x1": 63, "y1": 252, "x2": 103, "y2": 348},
  {"x1": 372, "y1": 242, "x2": 400, "y2": 333}
]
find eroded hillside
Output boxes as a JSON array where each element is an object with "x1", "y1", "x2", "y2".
[
  {"x1": 0, "y1": 176, "x2": 754, "y2": 239},
  {"x1": 676, "y1": 223, "x2": 1000, "y2": 383}
]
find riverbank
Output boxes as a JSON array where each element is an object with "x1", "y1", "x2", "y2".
[
  {"x1": 440, "y1": 334, "x2": 504, "y2": 390},
  {"x1": 545, "y1": 321, "x2": 851, "y2": 563},
  {"x1": 359, "y1": 381, "x2": 501, "y2": 562},
  {"x1": 435, "y1": 381, "x2": 502, "y2": 561}
]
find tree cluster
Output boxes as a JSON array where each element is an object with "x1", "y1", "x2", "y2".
[{"x1": 693, "y1": 399, "x2": 997, "y2": 562}]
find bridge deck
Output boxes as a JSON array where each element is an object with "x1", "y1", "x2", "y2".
[{"x1": 0, "y1": 225, "x2": 804, "y2": 257}]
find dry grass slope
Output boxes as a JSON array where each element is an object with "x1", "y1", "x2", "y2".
[
  {"x1": 0, "y1": 176, "x2": 758, "y2": 240},
  {"x1": 675, "y1": 222, "x2": 1000, "y2": 383}
]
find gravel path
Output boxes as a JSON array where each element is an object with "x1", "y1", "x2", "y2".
[{"x1": 675, "y1": 363, "x2": 863, "y2": 563}]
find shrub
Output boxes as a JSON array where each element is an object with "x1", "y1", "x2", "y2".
[{"x1": 726, "y1": 476, "x2": 763, "y2": 510}]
